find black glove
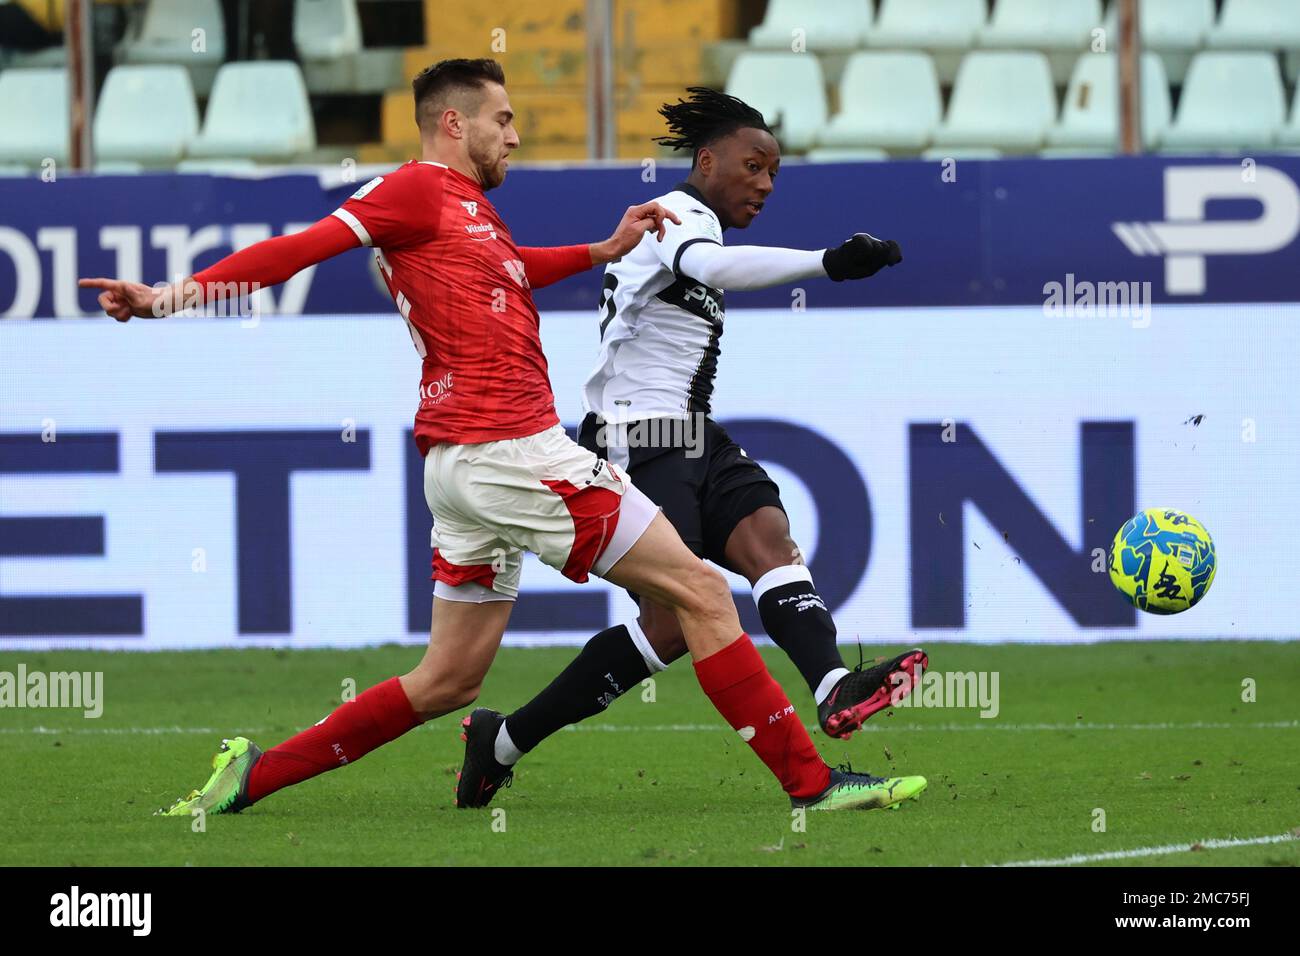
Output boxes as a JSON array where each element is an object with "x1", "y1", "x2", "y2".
[{"x1": 822, "y1": 233, "x2": 903, "y2": 281}]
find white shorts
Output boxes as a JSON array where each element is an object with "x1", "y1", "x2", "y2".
[{"x1": 423, "y1": 423, "x2": 659, "y2": 600}]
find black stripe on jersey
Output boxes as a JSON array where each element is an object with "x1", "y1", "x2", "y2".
[
  {"x1": 598, "y1": 272, "x2": 619, "y2": 339},
  {"x1": 672, "y1": 237, "x2": 721, "y2": 279},
  {"x1": 655, "y1": 276, "x2": 725, "y2": 324},
  {"x1": 655, "y1": 278, "x2": 725, "y2": 415},
  {"x1": 686, "y1": 317, "x2": 723, "y2": 415}
]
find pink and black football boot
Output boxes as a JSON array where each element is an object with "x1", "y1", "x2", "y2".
[
  {"x1": 817, "y1": 648, "x2": 929, "y2": 739},
  {"x1": 455, "y1": 708, "x2": 514, "y2": 808}
]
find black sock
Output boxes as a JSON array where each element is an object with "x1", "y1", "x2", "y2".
[
  {"x1": 756, "y1": 576, "x2": 846, "y2": 697},
  {"x1": 504, "y1": 624, "x2": 652, "y2": 753}
]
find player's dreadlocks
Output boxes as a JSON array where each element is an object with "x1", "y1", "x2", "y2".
[{"x1": 653, "y1": 87, "x2": 773, "y2": 166}]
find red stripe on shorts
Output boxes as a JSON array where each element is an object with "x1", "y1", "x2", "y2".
[
  {"x1": 431, "y1": 549, "x2": 497, "y2": 589},
  {"x1": 541, "y1": 478, "x2": 622, "y2": 583}
]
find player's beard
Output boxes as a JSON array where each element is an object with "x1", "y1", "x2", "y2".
[{"x1": 467, "y1": 128, "x2": 507, "y2": 190}]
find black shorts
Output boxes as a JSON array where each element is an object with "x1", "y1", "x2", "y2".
[{"x1": 577, "y1": 413, "x2": 785, "y2": 571}]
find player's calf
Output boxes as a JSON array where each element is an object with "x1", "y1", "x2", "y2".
[
  {"x1": 400, "y1": 593, "x2": 514, "y2": 720},
  {"x1": 637, "y1": 598, "x2": 689, "y2": 665},
  {"x1": 499, "y1": 621, "x2": 665, "y2": 762}
]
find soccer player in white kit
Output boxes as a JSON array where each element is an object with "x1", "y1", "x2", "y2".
[{"x1": 458, "y1": 88, "x2": 929, "y2": 809}]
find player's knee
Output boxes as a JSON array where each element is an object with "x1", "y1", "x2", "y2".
[
  {"x1": 729, "y1": 508, "x2": 802, "y2": 581},
  {"x1": 678, "y1": 563, "x2": 732, "y2": 619}
]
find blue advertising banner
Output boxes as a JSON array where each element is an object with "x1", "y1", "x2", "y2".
[
  {"x1": 1, "y1": 304, "x2": 1296, "y2": 649},
  {"x1": 1, "y1": 155, "x2": 1298, "y2": 318}
]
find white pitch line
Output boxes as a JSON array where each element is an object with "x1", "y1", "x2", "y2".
[
  {"x1": 993, "y1": 832, "x2": 1299, "y2": 867},
  {"x1": 563, "y1": 719, "x2": 1300, "y2": 734},
  {"x1": 1, "y1": 720, "x2": 1295, "y2": 736},
  {"x1": 0, "y1": 725, "x2": 276, "y2": 735}
]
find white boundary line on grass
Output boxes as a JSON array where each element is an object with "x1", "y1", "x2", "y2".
[
  {"x1": 0, "y1": 726, "x2": 268, "y2": 735},
  {"x1": 992, "y1": 832, "x2": 1299, "y2": 867},
  {"x1": 559, "y1": 720, "x2": 1300, "y2": 734},
  {"x1": 1, "y1": 719, "x2": 1296, "y2": 736}
]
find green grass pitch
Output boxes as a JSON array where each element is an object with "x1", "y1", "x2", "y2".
[{"x1": 1, "y1": 641, "x2": 1297, "y2": 867}]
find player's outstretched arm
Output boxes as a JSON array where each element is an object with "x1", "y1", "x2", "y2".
[
  {"x1": 78, "y1": 215, "x2": 361, "y2": 322},
  {"x1": 674, "y1": 233, "x2": 903, "y2": 292},
  {"x1": 517, "y1": 201, "x2": 683, "y2": 291}
]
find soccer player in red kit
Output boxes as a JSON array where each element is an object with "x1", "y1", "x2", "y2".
[{"x1": 81, "y1": 58, "x2": 920, "y2": 815}]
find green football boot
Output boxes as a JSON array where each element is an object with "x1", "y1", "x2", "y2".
[
  {"x1": 792, "y1": 765, "x2": 927, "y2": 811},
  {"x1": 157, "y1": 737, "x2": 263, "y2": 817}
]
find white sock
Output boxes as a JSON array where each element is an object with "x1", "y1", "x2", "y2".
[
  {"x1": 751, "y1": 563, "x2": 814, "y2": 605},
  {"x1": 627, "y1": 618, "x2": 670, "y2": 673},
  {"x1": 813, "y1": 667, "x2": 850, "y2": 705},
  {"x1": 494, "y1": 721, "x2": 523, "y2": 766}
]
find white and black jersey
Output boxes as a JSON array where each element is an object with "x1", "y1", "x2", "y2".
[
  {"x1": 575, "y1": 181, "x2": 834, "y2": 567},
  {"x1": 582, "y1": 183, "x2": 728, "y2": 424}
]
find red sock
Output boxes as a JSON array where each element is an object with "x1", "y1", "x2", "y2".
[
  {"x1": 693, "y1": 635, "x2": 830, "y2": 800},
  {"x1": 245, "y1": 676, "x2": 419, "y2": 804}
]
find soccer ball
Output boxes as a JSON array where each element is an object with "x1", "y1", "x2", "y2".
[{"x1": 1108, "y1": 508, "x2": 1217, "y2": 614}]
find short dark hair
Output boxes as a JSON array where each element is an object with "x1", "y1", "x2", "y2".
[
  {"x1": 412, "y1": 58, "x2": 507, "y2": 130},
  {"x1": 654, "y1": 87, "x2": 773, "y2": 167}
]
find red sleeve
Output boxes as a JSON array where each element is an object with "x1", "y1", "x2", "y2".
[
  {"x1": 335, "y1": 164, "x2": 445, "y2": 249},
  {"x1": 518, "y1": 244, "x2": 593, "y2": 289},
  {"x1": 192, "y1": 215, "x2": 359, "y2": 295}
]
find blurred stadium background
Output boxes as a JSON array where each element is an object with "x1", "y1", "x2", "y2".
[{"x1": 1, "y1": 0, "x2": 1299, "y2": 167}]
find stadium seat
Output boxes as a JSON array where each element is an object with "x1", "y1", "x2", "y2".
[
  {"x1": 805, "y1": 146, "x2": 890, "y2": 162},
  {"x1": 1100, "y1": 0, "x2": 1215, "y2": 50},
  {"x1": 120, "y1": 0, "x2": 226, "y2": 97},
  {"x1": 1046, "y1": 52, "x2": 1171, "y2": 150},
  {"x1": 188, "y1": 62, "x2": 317, "y2": 161},
  {"x1": 295, "y1": 0, "x2": 363, "y2": 59},
  {"x1": 747, "y1": 0, "x2": 873, "y2": 51},
  {"x1": 94, "y1": 161, "x2": 145, "y2": 174},
  {"x1": 1160, "y1": 52, "x2": 1286, "y2": 150},
  {"x1": 865, "y1": 0, "x2": 987, "y2": 83},
  {"x1": 920, "y1": 146, "x2": 1003, "y2": 160},
  {"x1": 1207, "y1": 0, "x2": 1300, "y2": 50},
  {"x1": 725, "y1": 52, "x2": 828, "y2": 152},
  {"x1": 979, "y1": 0, "x2": 1103, "y2": 83},
  {"x1": 867, "y1": 0, "x2": 985, "y2": 49},
  {"x1": 979, "y1": 0, "x2": 1102, "y2": 48},
  {"x1": 1274, "y1": 86, "x2": 1300, "y2": 148},
  {"x1": 1037, "y1": 146, "x2": 1113, "y2": 158},
  {"x1": 931, "y1": 52, "x2": 1056, "y2": 153},
  {"x1": 295, "y1": 0, "x2": 371, "y2": 92},
  {"x1": 93, "y1": 65, "x2": 199, "y2": 165},
  {"x1": 1100, "y1": 0, "x2": 1215, "y2": 85},
  {"x1": 175, "y1": 158, "x2": 260, "y2": 174},
  {"x1": 817, "y1": 52, "x2": 941, "y2": 152},
  {"x1": 0, "y1": 68, "x2": 68, "y2": 164}
]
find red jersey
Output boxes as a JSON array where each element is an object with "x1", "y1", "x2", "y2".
[{"x1": 332, "y1": 161, "x2": 560, "y2": 452}]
